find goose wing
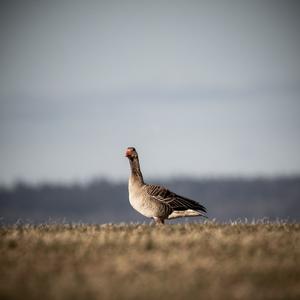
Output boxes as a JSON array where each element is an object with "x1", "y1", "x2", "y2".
[{"x1": 145, "y1": 184, "x2": 207, "y2": 213}]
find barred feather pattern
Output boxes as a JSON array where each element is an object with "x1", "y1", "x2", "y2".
[{"x1": 145, "y1": 184, "x2": 207, "y2": 215}]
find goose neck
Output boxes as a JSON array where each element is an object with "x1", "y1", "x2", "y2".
[{"x1": 129, "y1": 157, "x2": 144, "y2": 184}]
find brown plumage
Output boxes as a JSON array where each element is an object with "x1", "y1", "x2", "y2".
[{"x1": 125, "y1": 147, "x2": 207, "y2": 224}]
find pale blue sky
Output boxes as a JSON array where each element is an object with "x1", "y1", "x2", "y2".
[{"x1": 0, "y1": 0, "x2": 300, "y2": 184}]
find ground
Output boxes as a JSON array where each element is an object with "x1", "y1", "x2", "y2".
[{"x1": 0, "y1": 222, "x2": 299, "y2": 300}]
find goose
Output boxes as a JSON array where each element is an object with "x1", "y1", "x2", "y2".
[{"x1": 125, "y1": 147, "x2": 207, "y2": 224}]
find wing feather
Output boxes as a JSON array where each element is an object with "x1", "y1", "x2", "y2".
[{"x1": 145, "y1": 184, "x2": 207, "y2": 213}]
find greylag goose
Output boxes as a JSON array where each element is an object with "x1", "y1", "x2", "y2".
[{"x1": 125, "y1": 147, "x2": 207, "y2": 224}]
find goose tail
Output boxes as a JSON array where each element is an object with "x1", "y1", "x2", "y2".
[{"x1": 168, "y1": 209, "x2": 208, "y2": 219}]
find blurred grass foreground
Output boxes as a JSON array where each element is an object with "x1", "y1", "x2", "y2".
[{"x1": 0, "y1": 222, "x2": 299, "y2": 300}]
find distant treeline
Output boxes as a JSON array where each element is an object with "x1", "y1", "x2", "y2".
[{"x1": 0, "y1": 177, "x2": 300, "y2": 224}]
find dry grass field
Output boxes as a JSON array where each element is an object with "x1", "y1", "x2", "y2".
[{"x1": 0, "y1": 222, "x2": 299, "y2": 300}]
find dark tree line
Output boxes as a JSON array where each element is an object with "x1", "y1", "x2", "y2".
[{"x1": 0, "y1": 177, "x2": 299, "y2": 224}]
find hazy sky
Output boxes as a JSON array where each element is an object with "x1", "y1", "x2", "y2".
[{"x1": 1, "y1": 0, "x2": 300, "y2": 184}]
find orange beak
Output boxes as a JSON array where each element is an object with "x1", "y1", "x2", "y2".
[{"x1": 125, "y1": 148, "x2": 133, "y2": 157}]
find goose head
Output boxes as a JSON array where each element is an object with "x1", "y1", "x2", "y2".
[{"x1": 125, "y1": 147, "x2": 138, "y2": 160}]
